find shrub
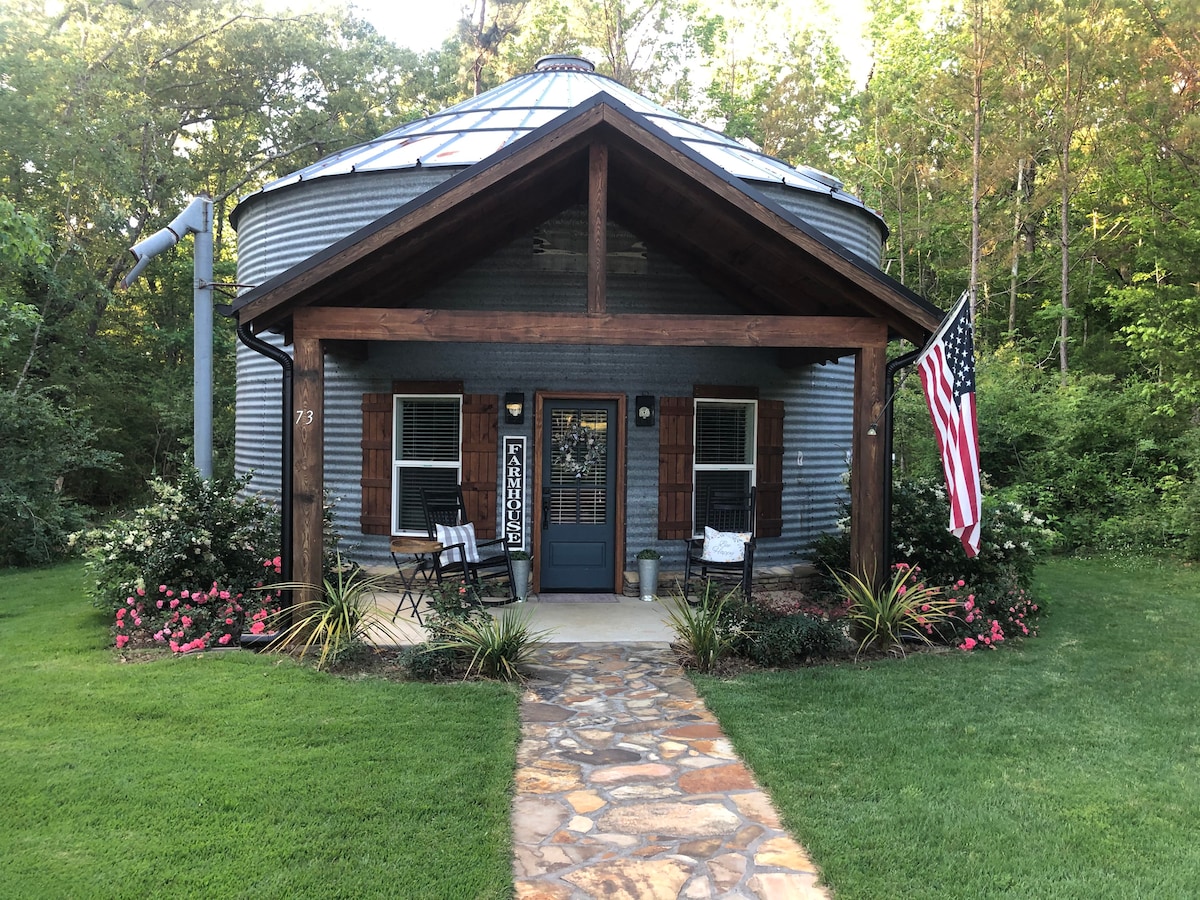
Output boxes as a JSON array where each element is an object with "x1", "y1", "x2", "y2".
[
  {"x1": 270, "y1": 555, "x2": 396, "y2": 670},
  {"x1": 398, "y1": 643, "x2": 457, "y2": 680},
  {"x1": 407, "y1": 578, "x2": 561, "y2": 682},
  {"x1": 746, "y1": 614, "x2": 845, "y2": 666},
  {"x1": 428, "y1": 606, "x2": 552, "y2": 681},
  {"x1": 808, "y1": 476, "x2": 1057, "y2": 594},
  {"x1": 940, "y1": 577, "x2": 1045, "y2": 652},
  {"x1": 664, "y1": 583, "x2": 741, "y2": 672},
  {"x1": 836, "y1": 563, "x2": 959, "y2": 657},
  {"x1": 78, "y1": 468, "x2": 280, "y2": 613},
  {"x1": 0, "y1": 391, "x2": 116, "y2": 567},
  {"x1": 112, "y1": 580, "x2": 281, "y2": 653}
]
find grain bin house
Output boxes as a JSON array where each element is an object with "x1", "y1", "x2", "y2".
[{"x1": 230, "y1": 56, "x2": 942, "y2": 597}]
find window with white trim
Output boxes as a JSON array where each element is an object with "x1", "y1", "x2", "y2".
[
  {"x1": 693, "y1": 399, "x2": 756, "y2": 535},
  {"x1": 392, "y1": 395, "x2": 462, "y2": 535}
]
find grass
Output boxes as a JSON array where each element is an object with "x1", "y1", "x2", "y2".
[
  {"x1": 0, "y1": 564, "x2": 520, "y2": 899},
  {"x1": 693, "y1": 556, "x2": 1200, "y2": 899}
]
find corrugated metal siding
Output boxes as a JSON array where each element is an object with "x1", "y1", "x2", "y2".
[
  {"x1": 234, "y1": 170, "x2": 869, "y2": 572},
  {"x1": 234, "y1": 170, "x2": 458, "y2": 288},
  {"x1": 283, "y1": 341, "x2": 853, "y2": 570},
  {"x1": 757, "y1": 184, "x2": 883, "y2": 267},
  {"x1": 776, "y1": 359, "x2": 856, "y2": 557},
  {"x1": 418, "y1": 208, "x2": 739, "y2": 315}
]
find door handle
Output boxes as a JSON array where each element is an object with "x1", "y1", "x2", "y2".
[{"x1": 542, "y1": 489, "x2": 551, "y2": 530}]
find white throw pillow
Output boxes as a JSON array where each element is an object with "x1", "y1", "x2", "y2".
[
  {"x1": 701, "y1": 526, "x2": 750, "y2": 563},
  {"x1": 435, "y1": 522, "x2": 481, "y2": 565}
]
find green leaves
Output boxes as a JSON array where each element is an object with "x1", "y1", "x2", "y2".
[
  {"x1": 270, "y1": 555, "x2": 398, "y2": 670},
  {"x1": 663, "y1": 584, "x2": 741, "y2": 672},
  {"x1": 427, "y1": 606, "x2": 553, "y2": 681},
  {"x1": 835, "y1": 564, "x2": 958, "y2": 657}
]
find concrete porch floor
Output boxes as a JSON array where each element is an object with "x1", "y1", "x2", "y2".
[{"x1": 370, "y1": 592, "x2": 675, "y2": 645}]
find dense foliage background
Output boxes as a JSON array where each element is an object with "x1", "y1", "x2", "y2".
[{"x1": 1, "y1": 0, "x2": 1195, "y2": 564}]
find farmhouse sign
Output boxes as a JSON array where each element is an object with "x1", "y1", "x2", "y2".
[{"x1": 503, "y1": 436, "x2": 526, "y2": 552}]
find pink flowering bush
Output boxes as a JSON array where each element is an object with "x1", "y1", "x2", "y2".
[
  {"x1": 112, "y1": 559, "x2": 284, "y2": 654},
  {"x1": 78, "y1": 468, "x2": 280, "y2": 615},
  {"x1": 941, "y1": 578, "x2": 1043, "y2": 652}
]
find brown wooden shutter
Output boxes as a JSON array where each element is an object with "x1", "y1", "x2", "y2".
[
  {"x1": 658, "y1": 396, "x2": 694, "y2": 540},
  {"x1": 360, "y1": 393, "x2": 393, "y2": 535},
  {"x1": 756, "y1": 399, "x2": 785, "y2": 538},
  {"x1": 461, "y1": 393, "x2": 498, "y2": 539}
]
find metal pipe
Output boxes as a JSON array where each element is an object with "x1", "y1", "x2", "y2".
[
  {"x1": 883, "y1": 348, "x2": 922, "y2": 573},
  {"x1": 121, "y1": 194, "x2": 214, "y2": 478},
  {"x1": 235, "y1": 324, "x2": 293, "y2": 587},
  {"x1": 193, "y1": 202, "x2": 214, "y2": 479}
]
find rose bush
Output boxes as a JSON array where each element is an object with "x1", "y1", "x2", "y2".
[
  {"x1": 111, "y1": 560, "x2": 284, "y2": 654},
  {"x1": 77, "y1": 468, "x2": 280, "y2": 614}
]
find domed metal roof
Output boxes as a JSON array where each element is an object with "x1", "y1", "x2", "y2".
[{"x1": 243, "y1": 55, "x2": 875, "y2": 218}]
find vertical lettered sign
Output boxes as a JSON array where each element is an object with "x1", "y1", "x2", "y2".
[{"x1": 503, "y1": 436, "x2": 526, "y2": 552}]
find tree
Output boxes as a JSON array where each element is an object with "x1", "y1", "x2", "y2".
[{"x1": 0, "y1": 0, "x2": 432, "y2": 511}]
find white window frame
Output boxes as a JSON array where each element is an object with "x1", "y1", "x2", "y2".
[
  {"x1": 692, "y1": 398, "x2": 757, "y2": 537},
  {"x1": 391, "y1": 394, "x2": 463, "y2": 536}
]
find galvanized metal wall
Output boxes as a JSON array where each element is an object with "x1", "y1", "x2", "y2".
[
  {"x1": 288, "y1": 340, "x2": 851, "y2": 571},
  {"x1": 756, "y1": 184, "x2": 883, "y2": 266},
  {"x1": 234, "y1": 170, "x2": 459, "y2": 288},
  {"x1": 234, "y1": 169, "x2": 868, "y2": 573}
]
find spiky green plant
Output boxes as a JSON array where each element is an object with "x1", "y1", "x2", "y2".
[
  {"x1": 428, "y1": 606, "x2": 553, "y2": 681},
  {"x1": 834, "y1": 563, "x2": 957, "y2": 658},
  {"x1": 663, "y1": 583, "x2": 741, "y2": 672},
  {"x1": 268, "y1": 554, "x2": 396, "y2": 670}
]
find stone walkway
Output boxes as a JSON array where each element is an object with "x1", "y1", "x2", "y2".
[{"x1": 512, "y1": 643, "x2": 831, "y2": 900}]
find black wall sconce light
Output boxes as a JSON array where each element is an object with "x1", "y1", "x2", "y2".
[
  {"x1": 635, "y1": 395, "x2": 655, "y2": 426},
  {"x1": 504, "y1": 392, "x2": 525, "y2": 426}
]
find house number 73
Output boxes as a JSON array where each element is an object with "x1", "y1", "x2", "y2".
[{"x1": 295, "y1": 409, "x2": 315, "y2": 426}]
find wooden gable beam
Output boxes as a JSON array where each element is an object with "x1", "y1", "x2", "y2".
[
  {"x1": 588, "y1": 141, "x2": 608, "y2": 315},
  {"x1": 292, "y1": 307, "x2": 887, "y2": 348}
]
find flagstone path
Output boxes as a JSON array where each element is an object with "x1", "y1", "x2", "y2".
[{"x1": 512, "y1": 643, "x2": 831, "y2": 900}]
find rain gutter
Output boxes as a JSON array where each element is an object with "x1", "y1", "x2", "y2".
[{"x1": 235, "y1": 323, "x2": 294, "y2": 633}]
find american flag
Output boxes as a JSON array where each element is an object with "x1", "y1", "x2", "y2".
[{"x1": 917, "y1": 293, "x2": 982, "y2": 557}]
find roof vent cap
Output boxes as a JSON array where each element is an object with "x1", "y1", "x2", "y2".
[
  {"x1": 795, "y1": 164, "x2": 843, "y2": 191},
  {"x1": 534, "y1": 54, "x2": 596, "y2": 73}
]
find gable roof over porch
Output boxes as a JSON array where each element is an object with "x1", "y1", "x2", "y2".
[{"x1": 232, "y1": 93, "x2": 942, "y2": 347}]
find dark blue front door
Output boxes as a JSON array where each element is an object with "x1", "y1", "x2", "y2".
[{"x1": 540, "y1": 400, "x2": 617, "y2": 592}]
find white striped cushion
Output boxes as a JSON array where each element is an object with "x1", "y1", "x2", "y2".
[{"x1": 435, "y1": 523, "x2": 481, "y2": 565}]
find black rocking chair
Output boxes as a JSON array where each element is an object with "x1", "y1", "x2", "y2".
[
  {"x1": 682, "y1": 487, "x2": 757, "y2": 603},
  {"x1": 421, "y1": 486, "x2": 516, "y2": 603}
]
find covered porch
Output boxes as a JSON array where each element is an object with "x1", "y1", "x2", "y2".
[{"x1": 232, "y1": 94, "x2": 943, "y2": 599}]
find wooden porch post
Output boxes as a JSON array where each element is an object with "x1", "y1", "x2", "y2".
[
  {"x1": 851, "y1": 343, "x2": 887, "y2": 586},
  {"x1": 292, "y1": 333, "x2": 324, "y2": 610}
]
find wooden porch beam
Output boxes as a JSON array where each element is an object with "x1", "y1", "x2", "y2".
[
  {"x1": 588, "y1": 141, "x2": 607, "y2": 315},
  {"x1": 292, "y1": 307, "x2": 888, "y2": 348}
]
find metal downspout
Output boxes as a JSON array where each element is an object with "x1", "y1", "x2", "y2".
[
  {"x1": 883, "y1": 348, "x2": 923, "y2": 573},
  {"x1": 235, "y1": 324, "x2": 293, "y2": 588}
]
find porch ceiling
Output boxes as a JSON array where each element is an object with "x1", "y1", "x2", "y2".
[{"x1": 233, "y1": 95, "x2": 944, "y2": 346}]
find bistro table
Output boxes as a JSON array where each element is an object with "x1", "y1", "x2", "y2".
[{"x1": 389, "y1": 537, "x2": 443, "y2": 625}]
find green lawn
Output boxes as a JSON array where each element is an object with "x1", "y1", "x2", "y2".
[
  {"x1": 695, "y1": 556, "x2": 1200, "y2": 899},
  {"x1": 0, "y1": 565, "x2": 520, "y2": 899}
]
